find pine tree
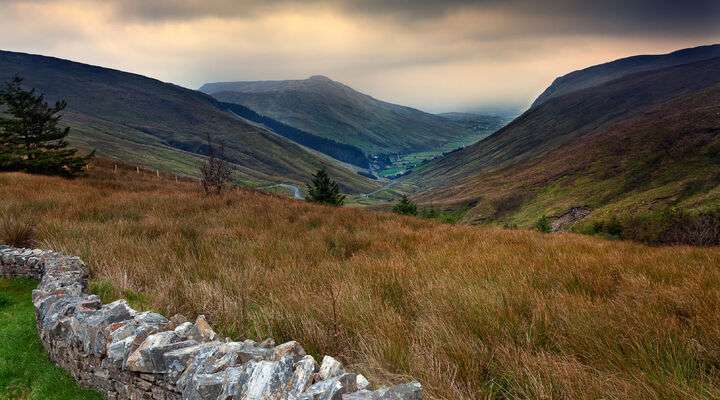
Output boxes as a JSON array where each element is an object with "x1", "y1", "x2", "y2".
[
  {"x1": 0, "y1": 76, "x2": 93, "y2": 177},
  {"x1": 306, "y1": 167, "x2": 346, "y2": 206},
  {"x1": 392, "y1": 195, "x2": 417, "y2": 215}
]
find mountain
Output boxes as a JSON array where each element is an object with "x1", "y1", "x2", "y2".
[
  {"x1": 200, "y1": 76, "x2": 474, "y2": 157},
  {"x1": 0, "y1": 50, "x2": 378, "y2": 193},
  {"x1": 532, "y1": 44, "x2": 720, "y2": 108},
  {"x1": 437, "y1": 112, "x2": 509, "y2": 137},
  {"x1": 405, "y1": 48, "x2": 720, "y2": 241}
]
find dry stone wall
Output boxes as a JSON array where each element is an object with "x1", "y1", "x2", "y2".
[{"x1": 0, "y1": 245, "x2": 422, "y2": 400}]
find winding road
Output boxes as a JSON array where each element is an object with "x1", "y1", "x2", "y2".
[{"x1": 264, "y1": 183, "x2": 304, "y2": 200}]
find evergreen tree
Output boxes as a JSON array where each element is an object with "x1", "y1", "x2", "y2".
[
  {"x1": 306, "y1": 167, "x2": 345, "y2": 206},
  {"x1": 392, "y1": 195, "x2": 417, "y2": 215},
  {"x1": 0, "y1": 76, "x2": 92, "y2": 177}
]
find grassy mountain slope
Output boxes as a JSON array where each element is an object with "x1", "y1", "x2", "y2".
[
  {"x1": 200, "y1": 76, "x2": 474, "y2": 156},
  {"x1": 532, "y1": 44, "x2": 720, "y2": 108},
  {"x1": 437, "y1": 112, "x2": 508, "y2": 135},
  {"x1": 406, "y1": 55, "x2": 720, "y2": 237},
  {"x1": 0, "y1": 50, "x2": 377, "y2": 193},
  {"x1": 3, "y1": 164, "x2": 720, "y2": 399}
]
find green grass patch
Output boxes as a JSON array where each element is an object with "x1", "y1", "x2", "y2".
[
  {"x1": 0, "y1": 278, "x2": 102, "y2": 400},
  {"x1": 419, "y1": 207, "x2": 468, "y2": 224},
  {"x1": 90, "y1": 279, "x2": 149, "y2": 310}
]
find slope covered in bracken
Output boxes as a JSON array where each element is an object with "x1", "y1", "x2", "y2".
[
  {"x1": 2, "y1": 163, "x2": 720, "y2": 399},
  {"x1": 407, "y1": 53, "x2": 720, "y2": 240},
  {"x1": 0, "y1": 50, "x2": 377, "y2": 193}
]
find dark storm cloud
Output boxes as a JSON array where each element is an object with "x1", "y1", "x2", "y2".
[
  {"x1": 3, "y1": 0, "x2": 719, "y2": 36},
  {"x1": 98, "y1": 0, "x2": 720, "y2": 37}
]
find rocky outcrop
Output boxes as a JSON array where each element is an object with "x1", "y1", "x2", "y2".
[
  {"x1": 550, "y1": 207, "x2": 592, "y2": 231},
  {"x1": 0, "y1": 245, "x2": 422, "y2": 400}
]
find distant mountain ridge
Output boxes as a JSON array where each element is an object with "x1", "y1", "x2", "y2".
[
  {"x1": 532, "y1": 44, "x2": 720, "y2": 108},
  {"x1": 200, "y1": 76, "x2": 474, "y2": 156},
  {"x1": 0, "y1": 50, "x2": 378, "y2": 193}
]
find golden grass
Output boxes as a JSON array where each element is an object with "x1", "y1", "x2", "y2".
[{"x1": 2, "y1": 163, "x2": 720, "y2": 399}]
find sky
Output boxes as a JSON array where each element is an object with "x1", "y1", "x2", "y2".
[{"x1": 2, "y1": 0, "x2": 720, "y2": 113}]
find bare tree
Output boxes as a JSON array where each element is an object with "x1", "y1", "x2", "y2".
[{"x1": 200, "y1": 133, "x2": 232, "y2": 195}]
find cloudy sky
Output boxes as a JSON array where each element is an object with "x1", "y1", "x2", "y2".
[{"x1": 2, "y1": 0, "x2": 720, "y2": 113}]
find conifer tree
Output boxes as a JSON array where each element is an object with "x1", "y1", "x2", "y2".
[
  {"x1": 0, "y1": 76, "x2": 93, "y2": 177},
  {"x1": 306, "y1": 167, "x2": 345, "y2": 206},
  {"x1": 392, "y1": 195, "x2": 417, "y2": 215}
]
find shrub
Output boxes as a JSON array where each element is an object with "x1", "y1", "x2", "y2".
[
  {"x1": 392, "y1": 195, "x2": 417, "y2": 216},
  {"x1": 621, "y1": 208, "x2": 720, "y2": 245},
  {"x1": 0, "y1": 217, "x2": 36, "y2": 247},
  {"x1": 199, "y1": 134, "x2": 232, "y2": 195},
  {"x1": 535, "y1": 215, "x2": 552, "y2": 233}
]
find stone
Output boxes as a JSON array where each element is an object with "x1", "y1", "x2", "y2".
[
  {"x1": 126, "y1": 331, "x2": 199, "y2": 373},
  {"x1": 358, "y1": 382, "x2": 422, "y2": 400},
  {"x1": 319, "y1": 356, "x2": 344, "y2": 380},
  {"x1": 299, "y1": 372, "x2": 357, "y2": 400},
  {"x1": 342, "y1": 390, "x2": 377, "y2": 400},
  {"x1": 273, "y1": 341, "x2": 307, "y2": 363},
  {"x1": 173, "y1": 321, "x2": 194, "y2": 339},
  {"x1": 380, "y1": 382, "x2": 423, "y2": 400},
  {"x1": 287, "y1": 355, "x2": 317, "y2": 398},
  {"x1": 176, "y1": 341, "x2": 222, "y2": 391},
  {"x1": 221, "y1": 363, "x2": 257, "y2": 399},
  {"x1": 187, "y1": 315, "x2": 217, "y2": 342},
  {"x1": 219, "y1": 341, "x2": 273, "y2": 364},
  {"x1": 260, "y1": 337, "x2": 276, "y2": 348},
  {"x1": 191, "y1": 371, "x2": 226, "y2": 399},
  {"x1": 69, "y1": 299, "x2": 136, "y2": 356},
  {"x1": 164, "y1": 343, "x2": 212, "y2": 381},
  {"x1": 242, "y1": 355, "x2": 295, "y2": 399},
  {"x1": 356, "y1": 375, "x2": 370, "y2": 391}
]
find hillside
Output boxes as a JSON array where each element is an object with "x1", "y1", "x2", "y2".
[
  {"x1": 200, "y1": 76, "x2": 476, "y2": 158},
  {"x1": 532, "y1": 44, "x2": 720, "y2": 108},
  {"x1": 0, "y1": 50, "x2": 378, "y2": 193},
  {"x1": 406, "y1": 52, "x2": 720, "y2": 242},
  {"x1": 437, "y1": 112, "x2": 509, "y2": 137},
  {"x1": 2, "y1": 163, "x2": 720, "y2": 399}
]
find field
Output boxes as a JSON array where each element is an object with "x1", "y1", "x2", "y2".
[
  {"x1": 2, "y1": 164, "x2": 720, "y2": 399},
  {"x1": 375, "y1": 128, "x2": 501, "y2": 178},
  {"x1": 0, "y1": 278, "x2": 102, "y2": 400}
]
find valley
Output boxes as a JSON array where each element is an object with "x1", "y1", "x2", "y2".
[{"x1": 201, "y1": 76, "x2": 508, "y2": 179}]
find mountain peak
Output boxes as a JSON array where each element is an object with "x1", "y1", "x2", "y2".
[{"x1": 308, "y1": 75, "x2": 332, "y2": 81}]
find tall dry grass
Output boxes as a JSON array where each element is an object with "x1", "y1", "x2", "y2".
[{"x1": 1, "y1": 163, "x2": 719, "y2": 399}]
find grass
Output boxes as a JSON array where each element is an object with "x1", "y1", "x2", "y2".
[
  {"x1": 2, "y1": 163, "x2": 720, "y2": 399},
  {"x1": 0, "y1": 278, "x2": 102, "y2": 400}
]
